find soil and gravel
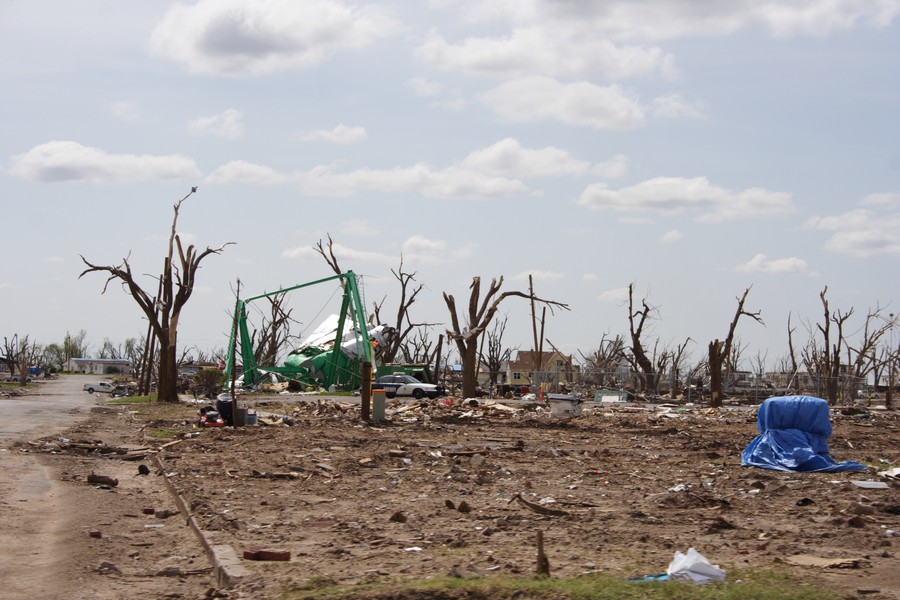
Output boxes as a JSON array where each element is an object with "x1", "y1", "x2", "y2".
[{"x1": 7, "y1": 384, "x2": 900, "y2": 599}]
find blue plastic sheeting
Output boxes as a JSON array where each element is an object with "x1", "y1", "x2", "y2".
[{"x1": 741, "y1": 395, "x2": 867, "y2": 472}]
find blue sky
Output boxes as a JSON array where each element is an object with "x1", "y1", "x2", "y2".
[{"x1": 2, "y1": 0, "x2": 898, "y2": 369}]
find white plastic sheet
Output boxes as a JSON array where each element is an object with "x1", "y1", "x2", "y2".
[{"x1": 666, "y1": 548, "x2": 726, "y2": 584}]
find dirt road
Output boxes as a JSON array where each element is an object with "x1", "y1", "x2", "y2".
[
  {"x1": 0, "y1": 377, "x2": 213, "y2": 599},
  {"x1": 0, "y1": 377, "x2": 97, "y2": 598}
]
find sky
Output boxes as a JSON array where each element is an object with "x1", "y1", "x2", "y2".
[{"x1": 1, "y1": 0, "x2": 898, "y2": 370}]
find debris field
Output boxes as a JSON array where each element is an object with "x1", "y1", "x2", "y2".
[{"x1": 39, "y1": 397, "x2": 900, "y2": 598}]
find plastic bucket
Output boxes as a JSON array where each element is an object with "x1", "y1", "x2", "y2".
[{"x1": 246, "y1": 409, "x2": 258, "y2": 426}]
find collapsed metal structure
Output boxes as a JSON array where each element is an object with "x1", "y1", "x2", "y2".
[{"x1": 225, "y1": 271, "x2": 391, "y2": 391}]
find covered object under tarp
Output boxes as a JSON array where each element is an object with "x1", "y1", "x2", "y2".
[{"x1": 741, "y1": 395, "x2": 866, "y2": 472}]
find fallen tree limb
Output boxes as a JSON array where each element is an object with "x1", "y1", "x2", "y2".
[{"x1": 509, "y1": 492, "x2": 570, "y2": 517}]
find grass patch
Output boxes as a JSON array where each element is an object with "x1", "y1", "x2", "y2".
[
  {"x1": 108, "y1": 395, "x2": 158, "y2": 405},
  {"x1": 280, "y1": 570, "x2": 839, "y2": 600},
  {"x1": 146, "y1": 428, "x2": 179, "y2": 439},
  {"x1": 0, "y1": 381, "x2": 35, "y2": 391}
]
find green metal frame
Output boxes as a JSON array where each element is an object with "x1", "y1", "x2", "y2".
[{"x1": 224, "y1": 271, "x2": 373, "y2": 389}]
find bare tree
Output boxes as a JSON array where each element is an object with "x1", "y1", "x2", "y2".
[
  {"x1": 800, "y1": 287, "x2": 853, "y2": 405},
  {"x1": 786, "y1": 314, "x2": 801, "y2": 393},
  {"x1": 708, "y1": 287, "x2": 764, "y2": 407},
  {"x1": 626, "y1": 283, "x2": 660, "y2": 394},
  {"x1": 444, "y1": 276, "x2": 568, "y2": 399},
  {"x1": 578, "y1": 333, "x2": 626, "y2": 387},
  {"x1": 79, "y1": 188, "x2": 233, "y2": 402},
  {"x1": 481, "y1": 315, "x2": 515, "y2": 390},
  {"x1": 667, "y1": 338, "x2": 692, "y2": 397},
  {"x1": 3, "y1": 335, "x2": 40, "y2": 386},
  {"x1": 751, "y1": 349, "x2": 769, "y2": 386},
  {"x1": 315, "y1": 235, "x2": 439, "y2": 363},
  {"x1": 372, "y1": 259, "x2": 440, "y2": 363},
  {"x1": 98, "y1": 338, "x2": 124, "y2": 359},
  {"x1": 400, "y1": 327, "x2": 439, "y2": 364},
  {"x1": 16, "y1": 337, "x2": 40, "y2": 386},
  {"x1": 844, "y1": 306, "x2": 891, "y2": 399},
  {"x1": 726, "y1": 338, "x2": 748, "y2": 387},
  {"x1": 248, "y1": 291, "x2": 298, "y2": 366},
  {"x1": 314, "y1": 233, "x2": 344, "y2": 277},
  {"x1": 63, "y1": 330, "x2": 90, "y2": 367},
  {"x1": 2, "y1": 335, "x2": 17, "y2": 377}
]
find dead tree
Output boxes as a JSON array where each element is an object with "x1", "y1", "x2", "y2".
[
  {"x1": 578, "y1": 333, "x2": 626, "y2": 387},
  {"x1": 444, "y1": 276, "x2": 568, "y2": 399},
  {"x1": 248, "y1": 291, "x2": 298, "y2": 366},
  {"x1": 80, "y1": 188, "x2": 233, "y2": 402},
  {"x1": 668, "y1": 338, "x2": 692, "y2": 397},
  {"x1": 708, "y1": 287, "x2": 764, "y2": 408},
  {"x1": 802, "y1": 287, "x2": 853, "y2": 405},
  {"x1": 1, "y1": 335, "x2": 18, "y2": 378},
  {"x1": 10, "y1": 335, "x2": 39, "y2": 385},
  {"x1": 314, "y1": 234, "x2": 344, "y2": 277},
  {"x1": 626, "y1": 283, "x2": 659, "y2": 394},
  {"x1": 482, "y1": 316, "x2": 515, "y2": 389},
  {"x1": 786, "y1": 314, "x2": 801, "y2": 393},
  {"x1": 372, "y1": 259, "x2": 440, "y2": 363},
  {"x1": 844, "y1": 306, "x2": 891, "y2": 400},
  {"x1": 315, "y1": 235, "x2": 438, "y2": 363}
]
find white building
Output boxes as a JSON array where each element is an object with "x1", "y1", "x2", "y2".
[{"x1": 71, "y1": 358, "x2": 133, "y2": 375}]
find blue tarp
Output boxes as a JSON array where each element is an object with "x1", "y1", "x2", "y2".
[{"x1": 741, "y1": 395, "x2": 867, "y2": 472}]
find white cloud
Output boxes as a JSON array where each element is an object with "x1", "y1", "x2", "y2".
[
  {"x1": 149, "y1": 0, "x2": 400, "y2": 77},
  {"x1": 298, "y1": 123, "x2": 367, "y2": 145},
  {"x1": 660, "y1": 229, "x2": 683, "y2": 244},
  {"x1": 205, "y1": 160, "x2": 288, "y2": 185},
  {"x1": 582, "y1": 273, "x2": 598, "y2": 282},
  {"x1": 806, "y1": 202, "x2": 900, "y2": 258},
  {"x1": 512, "y1": 270, "x2": 565, "y2": 282},
  {"x1": 650, "y1": 93, "x2": 705, "y2": 119},
  {"x1": 206, "y1": 160, "x2": 529, "y2": 199},
  {"x1": 434, "y1": 0, "x2": 900, "y2": 41},
  {"x1": 575, "y1": 176, "x2": 794, "y2": 222},
  {"x1": 409, "y1": 77, "x2": 445, "y2": 98},
  {"x1": 460, "y1": 138, "x2": 591, "y2": 178},
  {"x1": 341, "y1": 219, "x2": 378, "y2": 236},
  {"x1": 592, "y1": 154, "x2": 628, "y2": 179},
  {"x1": 408, "y1": 77, "x2": 467, "y2": 110},
  {"x1": 188, "y1": 108, "x2": 245, "y2": 140},
  {"x1": 401, "y1": 234, "x2": 474, "y2": 265},
  {"x1": 9, "y1": 141, "x2": 201, "y2": 184},
  {"x1": 599, "y1": 287, "x2": 629, "y2": 303},
  {"x1": 282, "y1": 242, "x2": 393, "y2": 263},
  {"x1": 45, "y1": 256, "x2": 65, "y2": 264},
  {"x1": 415, "y1": 27, "x2": 676, "y2": 80},
  {"x1": 736, "y1": 253, "x2": 816, "y2": 275},
  {"x1": 107, "y1": 100, "x2": 140, "y2": 122},
  {"x1": 481, "y1": 77, "x2": 645, "y2": 130},
  {"x1": 861, "y1": 192, "x2": 900, "y2": 207}
]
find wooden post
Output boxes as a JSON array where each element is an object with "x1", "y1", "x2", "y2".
[
  {"x1": 361, "y1": 361, "x2": 372, "y2": 422},
  {"x1": 536, "y1": 530, "x2": 550, "y2": 577}
]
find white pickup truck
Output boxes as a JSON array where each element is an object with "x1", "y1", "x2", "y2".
[{"x1": 83, "y1": 381, "x2": 116, "y2": 394}]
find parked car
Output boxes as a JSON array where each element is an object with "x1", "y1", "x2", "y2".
[
  {"x1": 83, "y1": 381, "x2": 117, "y2": 394},
  {"x1": 372, "y1": 374, "x2": 443, "y2": 399}
]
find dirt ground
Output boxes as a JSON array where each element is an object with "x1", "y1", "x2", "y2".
[{"x1": 17, "y1": 392, "x2": 900, "y2": 599}]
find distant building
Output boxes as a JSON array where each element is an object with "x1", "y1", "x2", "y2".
[
  {"x1": 72, "y1": 358, "x2": 133, "y2": 375},
  {"x1": 504, "y1": 350, "x2": 574, "y2": 391}
]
